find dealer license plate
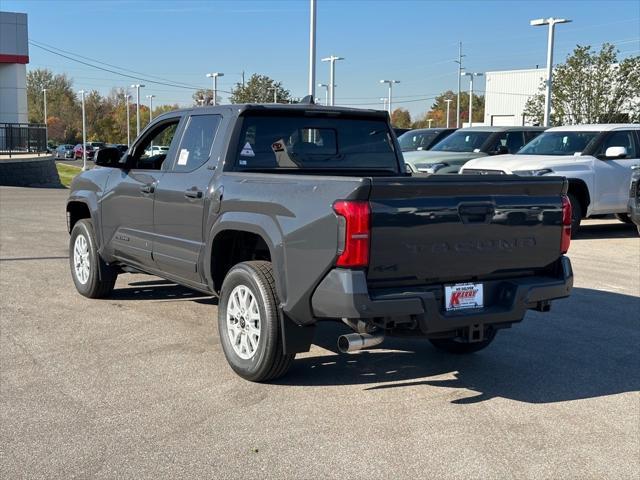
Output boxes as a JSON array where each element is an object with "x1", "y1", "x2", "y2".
[{"x1": 444, "y1": 283, "x2": 483, "y2": 311}]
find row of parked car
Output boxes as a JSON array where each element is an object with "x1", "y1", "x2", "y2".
[
  {"x1": 53, "y1": 142, "x2": 128, "y2": 160},
  {"x1": 397, "y1": 124, "x2": 640, "y2": 233}
]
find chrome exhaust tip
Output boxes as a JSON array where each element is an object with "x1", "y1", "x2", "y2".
[{"x1": 337, "y1": 332, "x2": 384, "y2": 353}]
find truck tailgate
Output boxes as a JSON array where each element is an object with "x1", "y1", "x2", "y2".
[{"x1": 367, "y1": 176, "x2": 567, "y2": 287}]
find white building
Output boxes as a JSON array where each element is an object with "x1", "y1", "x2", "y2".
[
  {"x1": 0, "y1": 11, "x2": 29, "y2": 124},
  {"x1": 483, "y1": 68, "x2": 545, "y2": 126}
]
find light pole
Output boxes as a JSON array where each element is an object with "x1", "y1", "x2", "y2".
[
  {"x1": 79, "y1": 90, "x2": 87, "y2": 171},
  {"x1": 206, "y1": 72, "x2": 224, "y2": 105},
  {"x1": 379, "y1": 79, "x2": 400, "y2": 115},
  {"x1": 130, "y1": 84, "x2": 145, "y2": 136},
  {"x1": 428, "y1": 119, "x2": 434, "y2": 128},
  {"x1": 380, "y1": 97, "x2": 388, "y2": 111},
  {"x1": 444, "y1": 98, "x2": 453, "y2": 128},
  {"x1": 270, "y1": 88, "x2": 278, "y2": 103},
  {"x1": 42, "y1": 88, "x2": 48, "y2": 152},
  {"x1": 318, "y1": 83, "x2": 330, "y2": 106},
  {"x1": 146, "y1": 94, "x2": 155, "y2": 123},
  {"x1": 461, "y1": 72, "x2": 483, "y2": 127},
  {"x1": 124, "y1": 92, "x2": 131, "y2": 147},
  {"x1": 455, "y1": 42, "x2": 465, "y2": 128},
  {"x1": 308, "y1": 0, "x2": 317, "y2": 98},
  {"x1": 321, "y1": 55, "x2": 344, "y2": 106},
  {"x1": 530, "y1": 17, "x2": 571, "y2": 127}
]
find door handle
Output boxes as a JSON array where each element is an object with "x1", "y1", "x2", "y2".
[
  {"x1": 140, "y1": 183, "x2": 156, "y2": 194},
  {"x1": 184, "y1": 189, "x2": 203, "y2": 199}
]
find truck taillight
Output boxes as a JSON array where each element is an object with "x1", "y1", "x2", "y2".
[
  {"x1": 333, "y1": 200, "x2": 370, "y2": 268},
  {"x1": 561, "y1": 195, "x2": 571, "y2": 254}
]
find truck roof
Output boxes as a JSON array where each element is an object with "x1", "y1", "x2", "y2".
[{"x1": 547, "y1": 124, "x2": 640, "y2": 132}]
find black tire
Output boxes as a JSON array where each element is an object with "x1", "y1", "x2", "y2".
[
  {"x1": 614, "y1": 213, "x2": 633, "y2": 224},
  {"x1": 567, "y1": 193, "x2": 582, "y2": 234},
  {"x1": 69, "y1": 219, "x2": 117, "y2": 298},
  {"x1": 217, "y1": 261, "x2": 294, "y2": 382},
  {"x1": 429, "y1": 328, "x2": 497, "y2": 354}
]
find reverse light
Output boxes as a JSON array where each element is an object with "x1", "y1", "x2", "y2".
[
  {"x1": 333, "y1": 200, "x2": 370, "y2": 268},
  {"x1": 561, "y1": 195, "x2": 572, "y2": 254}
]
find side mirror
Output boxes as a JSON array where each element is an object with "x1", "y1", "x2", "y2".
[
  {"x1": 604, "y1": 146, "x2": 627, "y2": 159},
  {"x1": 94, "y1": 147, "x2": 124, "y2": 167}
]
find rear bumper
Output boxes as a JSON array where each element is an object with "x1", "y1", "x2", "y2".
[{"x1": 311, "y1": 256, "x2": 573, "y2": 335}]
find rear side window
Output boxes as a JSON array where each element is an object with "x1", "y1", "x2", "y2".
[
  {"x1": 234, "y1": 114, "x2": 398, "y2": 172},
  {"x1": 173, "y1": 114, "x2": 221, "y2": 172}
]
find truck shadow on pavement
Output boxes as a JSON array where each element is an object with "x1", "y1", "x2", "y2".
[
  {"x1": 278, "y1": 287, "x2": 640, "y2": 404},
  {"x1": 573, "y1": 222, "x2": 637, "y2": 239},
  {"x1": 110, "y1": 279, "x2": 217, "y2": 304}
]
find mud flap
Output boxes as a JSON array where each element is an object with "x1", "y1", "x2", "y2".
[{"x1": 280, "y1": 313, "x2": 315, "y2": 355}]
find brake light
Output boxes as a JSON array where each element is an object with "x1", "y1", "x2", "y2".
[
  {"x1": 561, "y1": 195, "x2": 571, "y2": 254},
  {"x1": 333, "y1": 200, "x2": 370, "y2": 268}
]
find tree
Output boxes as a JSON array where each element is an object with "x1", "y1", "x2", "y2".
[
  {"x1": 524, "y1": 43, "x2": 640, "y2": 125},
  {"x1": 192, "y1": 89, "x2": 221, "y2": 106},
  {"x1": 413, "y1": 90, "x2": 484, "y2": 128},
  {"x1": 390, "y1": 108, "x2": 412, "y2": 128},
  {"x1": 229, "y1": 74, "x2": 290, "y2": 104}
]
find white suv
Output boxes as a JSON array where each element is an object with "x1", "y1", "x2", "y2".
[{"x1": 460, "y1": 124, "x2": 640, "y2": 231}]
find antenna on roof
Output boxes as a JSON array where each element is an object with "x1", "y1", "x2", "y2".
[{"x1": 299, "y1": 95, "x2": 315, "y2": 105}]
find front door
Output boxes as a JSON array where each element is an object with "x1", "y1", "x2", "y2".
[
  {"x1": 152, "y1": 113, "x2": 223, "y2": 283},
  {"x1": 592, "y1": 129, "x2": 640, "y2": 213},
  {"x1": 101, "y1": 116, "x2": 183, "y2": 270}
]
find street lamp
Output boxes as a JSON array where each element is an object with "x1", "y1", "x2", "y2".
[
  {"x1": 79, "y1": 90, "x2": 87, "y2": 171},
  {"x1": 318, "y1": 83, "x2": 330, "y2": 106},
  {"x1": 124, "y1": 92, "x2": 131, "y2": 147},
  {"x1": 379, "y1": 79, "x2": 400, "y2": 115},
  {"x1": 42, "y1": 88, "x2": 48, "y2": 152},
  {"x1": 206, "y1": 72, "x2": 224, "y2": 105},
  {"x1": 321, "y1": 56, "x2": 344, "y2": 106},
  {"x1": 427, "y1": 119, "x2": 434, "y2": 128},
  {"x1": 380, "y1": 97, "x2": 388, "y2": 111},
  {"x1": 130, "y1": 84, "x2": 145, "y2": 136},
  {"x1": 530, "y1": 17, "x2": 572, "y2": 127},
  {"x1": 146, "y1": 94, "x2": 156, "y2": 123},
  {"x1": 444, "y1": 98, "x2": 453, "y2": 128},
  {"x1": 461, "y1": 72, "x2": 483, "y2": 127},
  {"x1": 308, "y1": 0, "x2": 317, "y2": 98}
]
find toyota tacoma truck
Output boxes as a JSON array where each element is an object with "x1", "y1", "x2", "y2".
[{"x1": 67, "y1": 101, "x2": 573, "y2": 382}]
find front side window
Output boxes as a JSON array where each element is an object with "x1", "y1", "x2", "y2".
[
  {"x1": 234, "y1": 114, "x2": 398, "y2": 172},
  {"x1": 518, "y1": 131, "x2": 599, "y2": 156},
  {"x1": 596, "y1": 131, "x2": 637, "y2": 158},
  {"x1": 491, "y1": 131, "x2": 525, "y2": 154},
  {"x1": 131, "y1": 121, "x2": 180, "y2": 170},
  {"x1": 430, "y1": 131, "x2": 492, "y2": 152},
  {"x1": 172, "y1": 114, "x2": 221, "y2": 172}
]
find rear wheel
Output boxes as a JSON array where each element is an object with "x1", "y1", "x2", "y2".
[
  {"x1": 567, "y1": 193, "x2": 582, "y2": 234},
  {"x1": 217, "y1": 261, "x2": 294, "y2": 382},
  {"x1": 429, "y1": 328, "x2": 497, "y2": 354},
  {"x1": 614, "y1": 213, "x2": 633, "y2": 224},
  {"x1": 69, "y1": 219, "x2": 117, "y2": 298}
]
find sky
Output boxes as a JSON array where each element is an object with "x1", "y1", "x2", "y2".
[{"x1": 4, "y1": 0, "x2": 640, "y2": 118}]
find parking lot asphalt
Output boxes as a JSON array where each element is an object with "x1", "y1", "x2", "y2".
[{"x1": 1, "y1": 185, "x2": 639, "y2": 479}]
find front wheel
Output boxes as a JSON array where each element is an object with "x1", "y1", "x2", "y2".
[
  {"x1": 429, "y1": 328, "x2": 497, "y2": 354},
  {"x1": 69, "y1": 219, "x2": 117, "y2": 298},
  {"x1": 614, "y1": 213, "x2": 633, "y2": 224},
  {"x1": 567, "y1": 193, "x2": 582, "y2": 234},
  {"x1": 217, "y1": 261, "x2": 294, "y2": 382}
]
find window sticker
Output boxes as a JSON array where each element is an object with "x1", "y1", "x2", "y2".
[
  {"x1": 178, "y1": 148, "x2": 189, "y2": 165},
  {"x1": 240, "y1": 142, "x2": 255, "y2": 157}
]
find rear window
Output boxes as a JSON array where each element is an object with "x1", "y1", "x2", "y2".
[{"x1": 234, "y1": 114, "x2": 398, "y2": 172}]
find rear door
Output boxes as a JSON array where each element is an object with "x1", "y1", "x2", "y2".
[
  {"x1": 152, "y1": 113, "x2": 223, "y2": 283},
  {"x1": 366, "y1": 176, "x2": 566, "y2": 287}
]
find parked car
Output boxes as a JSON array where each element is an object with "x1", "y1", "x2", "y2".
[
  {"x1": 627, "y1": 164, "x2": 640, "y2": 235},
  {"x1": 73, "y1": 144, "x2": 95, "y2": 160},
  {"x1": 404, "y1": 126, "x2": 545, "y2": 174},
  {"x1": 87, "y1": 142, "x2": 105, "y2": 151},
  {"x1": 398, "y1": 128, "x2": 457, "y2": 152},
  {"x1": 461, "y1": 124, "x2": 640, "y2": 231},
  {"x1": 66, "y1": 103, "x2": 573, "y2": 382},
  {"x1": 393, "y1": 128, "x2": 411, "y2": 137},
  {"x1": 54, "y1": 144, "x2": 75, "y2": 159},
  {"x1": 106, "y1": 144, "x2": 129, "y2": 154},
  {"x1": 144, "y1": 145, "x2": 170, "y2": 156}
]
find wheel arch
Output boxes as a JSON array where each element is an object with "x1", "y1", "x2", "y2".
[{"x1": 566, "y1": 179, "x2": 590, "y2": 218}]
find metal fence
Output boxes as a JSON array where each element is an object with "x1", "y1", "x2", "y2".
[{"x1": 0, "y1": 123, "x2": 47, "y2": 156}]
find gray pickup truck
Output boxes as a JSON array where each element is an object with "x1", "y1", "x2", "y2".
[{"x1": 67, "y1": 101, "x2": 573, "y2": 382}]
